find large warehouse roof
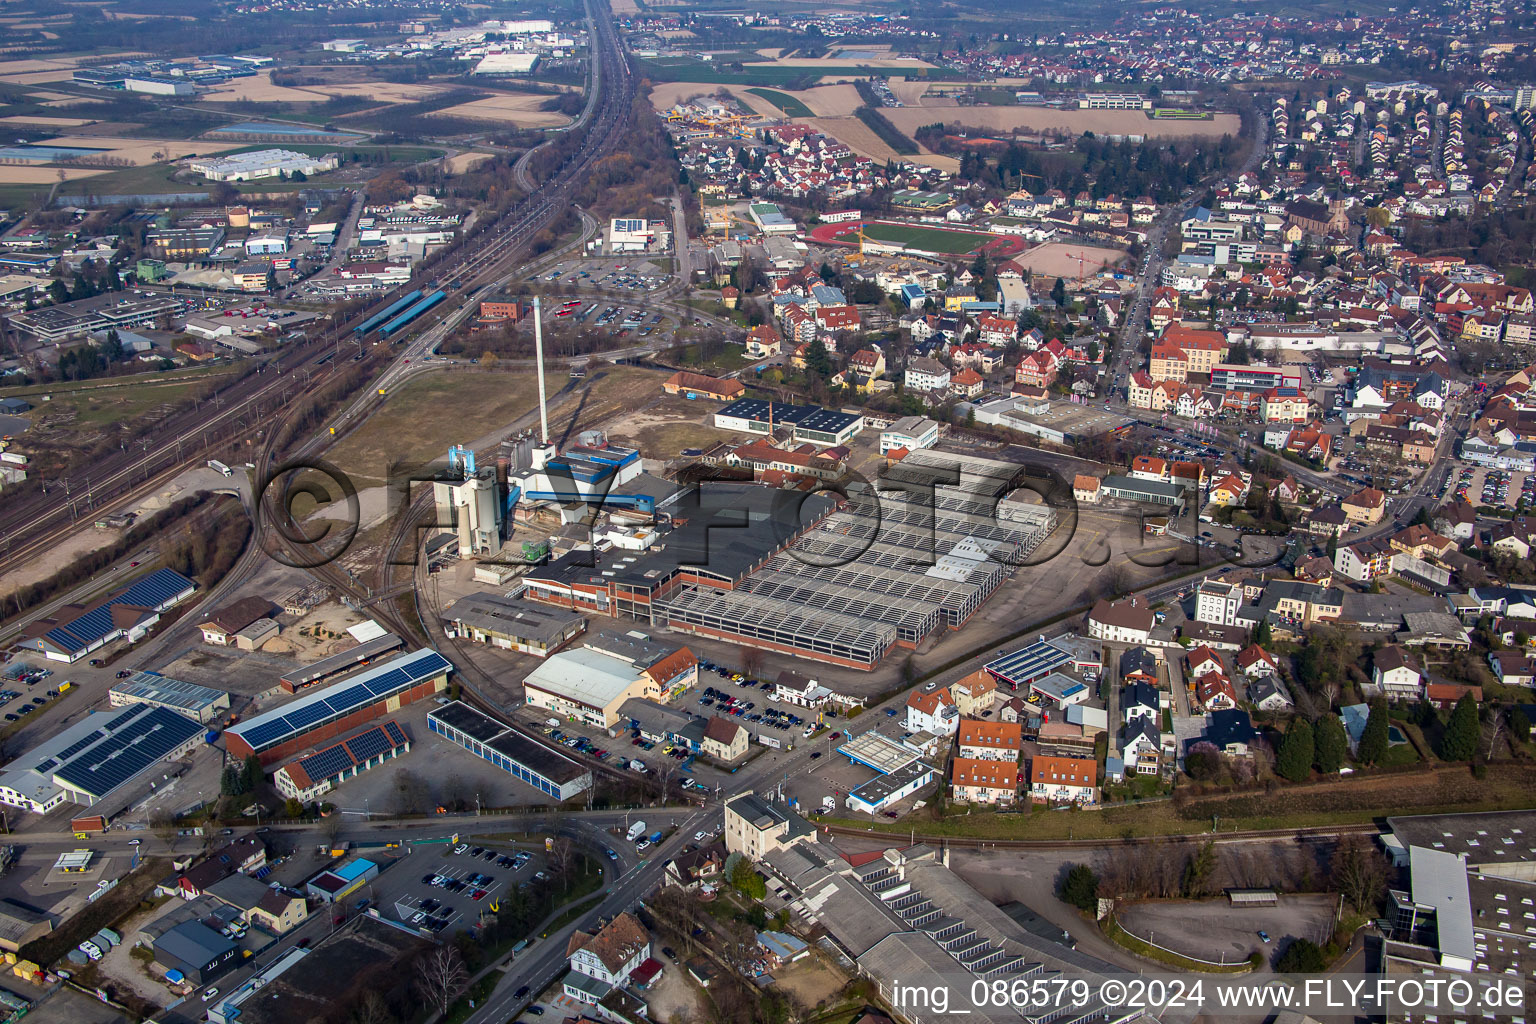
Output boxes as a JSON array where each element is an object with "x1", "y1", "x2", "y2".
[
  {"x1": 229, "y1": 649, "x2": 450, "y2": 754},
  {"x1": 522, "y1": 648, "x2": 639, "y2": 710},
  {"x1": 0, "y1": 702, "x2": 201, "y2": 807},
  {"x1": 38, "y1": 568, "x2": 196, "y2": 657},
  {"x1": 111, "y1": 672, "x2": 228, "y2": 718},
  {"x1": 428, "y1": 702, "x2": 587, "y2": 785}
]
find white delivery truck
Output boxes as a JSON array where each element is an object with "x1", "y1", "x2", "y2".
[{"x1": 626, "y1": 820, "x2": 647, "y2": 842}]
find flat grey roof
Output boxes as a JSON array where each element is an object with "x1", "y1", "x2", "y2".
[
  {"x1": 1389, "y1": 809, "x2": 1536, "y2": 866},
  {"x1": 1409, "y1": 845, "x2": 1475, "y2": 966},
  {"x1": 441, "y1": 594, "x2": 582, "y2": 644},
  {"x1": 112, "y1": 672, "x2": 228, "y2": 716},
  {"x1": 278, "y1": 633, "x2": 404, "y2": 687}
]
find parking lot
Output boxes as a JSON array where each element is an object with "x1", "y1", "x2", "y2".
[
  {"x1": 382, "y1": 841, "x2": 544, "y2": 935},
  {"x1": 1446, "y1": 464, "x2": 1533, "y2": 510}
]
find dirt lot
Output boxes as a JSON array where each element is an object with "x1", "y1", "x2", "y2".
[
  {"x1": 642, "y1": 949, "x2": 707, "y2": 1022},
  {"x1": 1013, "y1": 242, "x2": 1128, "y2": 282},
  {"x1": 436, "y1": 93, "x2": 573, "y2": 128},
  {"x1": 258, "y1": 599, "x2": 371, "y2": 661},
  {"x1": 771, "y1": 954, "x2": 848, "y2": 1010},
  {"x1": 446, "y1": 151, "x2": 494, "y2": 173},
  {"x1": 880, "y1": 105, "x2": 1242, "y2": 140},
  {"x1": 323, "y1": 369, "x2": 568, "y2": 486},
  {"x1": 604, "y1": 395, "x2": 741, "y2": 456}
]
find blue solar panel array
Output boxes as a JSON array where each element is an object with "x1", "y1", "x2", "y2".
[
  {"x1": 291, "y1": 721, "x2": 409, "y2": 786},
  {"x1": 983, "y1": 638, "x2": 1073, "y2": 688},
  {"x1": 52, "y1": 704, "x2": 201, "y2": 798},
  {"x1": 230, "y1": 650, "x2": 451, "y2": 752},
  {"x1": 41, "y1": 568, "x2": 196, "y2": 657}
]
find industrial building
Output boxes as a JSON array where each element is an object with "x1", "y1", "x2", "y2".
[
  {"x1": 305, "y1": 858, "x2": 378, "y2": 903},
  {"x1": 186, "y1": 149, "x2": 340, "y2": 183},
  {"x1": 25, "y1": 567, "x2": 196, "y2": 663},
  {"x1": 273, "y1": 720, "x2": 411, "y2": 803},
  {"x1": 507, "y1": 433, "x2": 646, "y2": 513},
  {"x1": 713, "y1": 399, "x2": 864, "y2": 446},
  {"x1": 522, "y1": 450, "x2": 1058, "y2": 671},
  {"x1": 0, "y1": 703, "x2": 204, "y2": 814},
  {"x1": 441, "y1": 593, "x2": 585, "y2": 656},
  {"x1": 522, "y1": 634, "x2": 696, "y2": 728},
  {"x1": 431, "y1": 446, "x2": 505, "y2": 557},
  {"x1": 0, "y1": 900, "x2": 51, "y2": 953},
  {"x1": 608, "y1": 217, "x2": 654, "y2": 252},
  {"x1": 983, "y1": 637, "x2": 1077, "y2": 690},
  {"x1": 9, "y1": 294, "x2": 181, "y2": 343},
  {"x1": 428, "y1": 702, "x2": 592, "y2": 801},
  {"x1": 224, "y1": 649, "x2": 452, "y2": 764},
  {"x1": 836, "y1": 732, "x2": 937, "y2": 814},
  {"x1": 277, "y1": 631, "x2": 403, "y2": 692},
  {"x1": 471, "y1": 52, "x2": 539, "y2": 74},
  {"x1": 154, "y1": 921, "x2": 239, "y2": 985},
  {"x1": 109, "y1": 671, "x2": 231, "y2": 725}
]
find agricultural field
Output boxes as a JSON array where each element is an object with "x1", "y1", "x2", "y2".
[
  {"x1": 435, "y1": 93, "x2": 574, "y2": 128},
  {"x1": 880, "y1": 104, "x2": 1242, "y2": 140},
  {"x1": 746, "y1": 88, "x2": 812, "y2": 117}
]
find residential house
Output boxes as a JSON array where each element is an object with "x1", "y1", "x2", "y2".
[
  {"x1": 950, "y1": 758, "x2": 1018, "y2": 805},
  {"x1": 701, "y1": 716, "x2": 748, "y2": 761},
  {"x1": 1373, "y1": 645, "x2": 1424, "y2": 700},
  {"x1": 1029, "y1": 755, "x2": 1097, "y2": 805},
  {"x1": 955, "y1": 719, "x2": 1022, "y2": 761},
  {"x1": 1086, "y1": 598, "x2": 1155, "y2": 644},
  {"x1": 564, "y1": 912, "x2": 652, "y2": 1004},
  {"x1": 905, "y1": 687, "x2": 959, "y2": 735},
  {"x1": 1342, "y1": 487, "x2": 1388, "y2": 525}
]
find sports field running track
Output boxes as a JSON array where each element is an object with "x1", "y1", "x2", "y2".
[{"x1": 809, "y1": 219, "x2": 1028, "y2": 260}]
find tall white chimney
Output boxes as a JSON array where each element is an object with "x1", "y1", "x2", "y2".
[{"x1": 533, "y1": 295, "x2": 549, "y2": 443}]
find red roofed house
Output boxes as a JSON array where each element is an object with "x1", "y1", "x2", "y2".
[
  {"x1": 1029, "y1": 755, "x2": 1097, "y2": 805},
  {"x1": 1195, "y1": 671, "x2": 1238, "y2": 711},
  {"x1": 950, "y1": 367, "x2": 985, "y2": 398},
  {"x1": 952, "y1": 757, "x2": 1018, "y2": 805}
]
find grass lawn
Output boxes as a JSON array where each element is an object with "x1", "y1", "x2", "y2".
[
  {"x1": 747, "y1": 88, "x2": 814, "y2": 117},
  {"x1": 323, "y1": 369, "x2": 567, "y2": 486},
  {"x1": 860, "y1": 221, "x2": 998, "y2": 256},
  {"x1": 10, "y1": 369, "x2": 239, "y2": 436}
]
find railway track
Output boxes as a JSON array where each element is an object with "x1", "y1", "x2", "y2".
[
  {"x1": 821, "y1": 820, "x2": 1379, "y2": 850},
  {"x1": 0, "y1": 0, "x2": 631, "y2": 594}
]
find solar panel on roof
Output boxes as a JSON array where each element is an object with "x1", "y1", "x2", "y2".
[
  {"x1": 324, "y1": 684, "x2": 372, "y2": 714},
  {"x1": 343, "y1": 726, "x2": 396, "y2": 763},
  {"x1": 239, "y1": 720, "x2": 291, "y2": 750},
  {"x1": 283, "y1": 703, "x2": 332, "y2": 730},
  {"x1": 53, "y1": 706, "x2": 201, "y2": 797},
  {"x1": 297, "y1": 745, "x2": 354, "y2": 782},
  {"x1": 362, "y1": 668, "x2": 408, "y2": 696}
]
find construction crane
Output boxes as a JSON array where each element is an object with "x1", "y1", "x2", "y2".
[{"x1": 1064, "y1": 250, "x2": 1089, "y2": 283}]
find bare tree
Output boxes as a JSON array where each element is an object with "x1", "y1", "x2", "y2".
[
  {"x1": 739, "y1": 644, "x2": 764, "y2": 678},
  {"x1": 415, "y1": 945, "x2": 468, "y2": 1017},
  {"x1": 653, "y1": 756, "x2": 678, "y2": 800},
  {"x1": 322, "y1": 812, "x2": 343, "y2": 848},
  {"x1": 353, "y1": 990, "x2": 394, "y2": 1024},
  {"x1": 548, "y1": 835, "x2": 575, "y2": 884},
  {"x1": 1329, "y1": 833, "x2": 1387, "y2": 915}
]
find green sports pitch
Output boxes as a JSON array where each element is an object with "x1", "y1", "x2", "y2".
[{"x1": 857, "y1": 222, "x2": 998, "y2": 255}]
